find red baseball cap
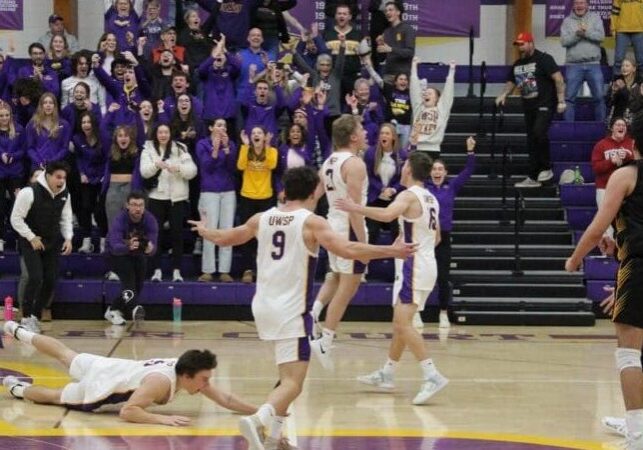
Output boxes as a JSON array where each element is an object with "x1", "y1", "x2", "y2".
[{"x1": 513, "y1": 32, "x2": 534, "y2": 45}]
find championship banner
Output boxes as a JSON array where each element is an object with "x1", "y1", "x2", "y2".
[
  {"x1": 545, "y1": 0, "x2": 612, "y2": 37},
  {"x1": 0, "y1": 0, "x2": 23, "y2": 30}
]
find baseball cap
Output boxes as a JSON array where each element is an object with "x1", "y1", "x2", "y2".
[
  {"x1": 49, "y1": 14, "x2": 64, "y2": 24},
  {"x1": 513, "y1": 32, "x2": 534, "y2": 45},
  {"x1": 161, "y1": 25, "x2": 176, "y2": 34}
]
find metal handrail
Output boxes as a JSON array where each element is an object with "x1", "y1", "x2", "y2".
[
  {"x1": 477, "y1": 61, "x2": 487, "y2": 137},
  {"x1": 467, "y1": 26, "x2": 475, "y2": 98},
  {"x1": 513, "y1": 189, "x2": 526, "y2": 276},
  {"x1": 489, "y1": 102, "x2": 503, "y2": 179}
]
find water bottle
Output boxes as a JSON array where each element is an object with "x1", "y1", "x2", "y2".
[
  {"x1": 172, "y1": 297, "x2": 182, "y2": 322},
  {"x1": 573, "y1": 165, "x2": 584, "y2": 185},
  {"x1": 3, "y1": 296, "x2": 13, "y2": 321}
]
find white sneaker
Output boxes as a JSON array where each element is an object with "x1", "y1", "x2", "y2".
[
  {"x1": 104, "y1": 307, "x2": 126, "y2": 326},
  {"x1": 412, "y1": 372, "x2": 449, "y2": 405},
  {"x1": 238, "y1": 415, "x2": 265, "y2": 450},
  {"x1": 537, "y1": 169, "x2": 553, "y2": 182},
  {"x1": 514, "y1": 177, "x2": 542, "y2": 188},
  {"x1": 105, "y1": 271, "x2": 120, "y2": 281},
  {"x1": 131, "y1": 305, "x2": 145, "y2": 323},
  {"x1": 439, "y1": 311, "x2": 451, "y2": 329},
  {"x1": 2, "y1": 375, "x2": 30, "y2": 399},
  {"x1": 151, "y1": 269, "x2": 162, "y2": 282},
  {"x1": 20, "y1": 316, "x2": 40, "y2": 334},
  {"x1": 78, "y1": 237, "x2": 94, "y2": 254},
  {"x1": 356, "y1": 369, "x2": 395, "y2": 390},
  {"x1": 0, "y1": 239, "x2": 4, "y2": 253},
  {"x1": 193, "y1": 238, "x2": 203, "y2": 255},
  {"x1": 310, "y1": 337, "x2": 335, "y2": 371},
  {"x1": 3, "y1": 321, "x2": 20, "y2": 339},
  {"x1": 601, "y1": 416, "x2": 627, "y2": 437},
  {"x1": 172, "y1": 269, "x2": 184, "y2": 283},
  {"x1": 412, "y1": 312, "x2": 424, "y2": 331}
]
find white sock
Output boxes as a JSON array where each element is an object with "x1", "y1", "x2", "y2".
[
  {"x1": 420, "y1": 358, "x2": 437, "y2": 379},
  {"x1": 382, "y1": 358, "x2": 398, "y2": 377},
  {"x1": 626, "y1": 409, "x2": 643, "y2": 436},
  {"x1": 255, "y1": 403, "x2": 276, "y2": 427},
  {"x1": 312, "y1": 300, "x2": 324, "y2": 319},
  {"x1": 16, "y1": 326, "x2": 35, "y2": 345},
  {"x1": 268, "y1": 415, "x2": 285, "y2": 440},
  {"x1": 321, "y1": 328, "x2": 335, "y2": 346},
  {"x1": 9, "y1": 382, "x2": 26, "y2": 398}
]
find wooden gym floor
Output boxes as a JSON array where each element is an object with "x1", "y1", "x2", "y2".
[{"x1": 0, "y1": 319, "x2": 628, "y2": 449}]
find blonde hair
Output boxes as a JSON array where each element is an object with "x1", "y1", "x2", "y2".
[
  {"x1": 110, "y1": 125, "x2": 138, "y2": 161},
  {"x1": 0, "y1": 101, "x2": 16, "y2": 139},
  {"x1": 32, "y1": 93, "x2": 61, "y2": 139},
  {"x1": 374, "y1": 123, "x2": 400, "y2": 175},
  {"x1": 332, "y1": 114, "x2": 361, "y2": 149}
]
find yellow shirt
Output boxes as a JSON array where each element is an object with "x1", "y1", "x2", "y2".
[
  {"x1": 612, "y1": 0, "x2": 643, "y2": 33},
  {"x1": 237, "y1": 145, "x2": 278, "y2": 200}
]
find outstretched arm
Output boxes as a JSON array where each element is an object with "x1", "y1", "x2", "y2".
[
  {"x1": 120, "y1": 374, "x2": 190, "y2": 426},
  {"x1": 336, "y1": 191, "x2": 413, "y2": 223},
  {"x1": 189, "y1": 213, "x2": 260, "y2": 247},
  {"x1": 200, "y1": 384, "x2": 257, "y2": 415}
]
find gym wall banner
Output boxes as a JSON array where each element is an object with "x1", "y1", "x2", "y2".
[
  {"x1": 0, "y1": 0, "x2": 23, "y2": 30},
  {"x1": 545, "y1": 0, "x2": 612, "y2": 36}
]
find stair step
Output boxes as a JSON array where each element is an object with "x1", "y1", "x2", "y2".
[
  {"x1": 454, "y1": 208, "x2": 564, "y2": 221},
  {"x1": 455, "y1": 197, "x2": 561, "y2": 208},
  {"x1": 454, "y1": 283, "x2": 586, "y2": 298},
  {"x1": 452, "y1": 256, "x2": 567, "y2": 271},
  {"x1": 451, "y1": 310, "x2": 595, "y2": 326},
  {"x1": 452, "y1": 232, "x2": 571, "y2": 245},
  {"x1": 453, "y1": 220, "x2": 570, "y2": 232},
  {"x1": 451, "y1": 271, "x2": 583, "y2": 283}
]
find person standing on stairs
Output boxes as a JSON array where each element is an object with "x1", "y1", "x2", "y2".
[
  {"x1": 424, "y1": 136, "x2": 476, "y2": 329},
  {"x1": 495, "y1": 32, "x2": 566, "y2": 188}
]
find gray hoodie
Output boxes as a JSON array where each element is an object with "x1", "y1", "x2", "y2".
[{"x1": 560, "y1": 10, "x2": 605, "y2": 64}]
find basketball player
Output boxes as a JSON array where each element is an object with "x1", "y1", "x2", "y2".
[
  {"x1": 189, "y1": 166, "x2": 416, "y2": 450},
  {"x1": 310, "y1": 114, "x2": 369, "y2": 370},
  {"x1": 336, "y1": 149, "x2": 450, "y2": 404},
  {"x1": 2, "y1": 321, "x2": 257, "y2": 425},
  {"x1": 566, "y1": 114, "x2": 643, "y2": 449}
]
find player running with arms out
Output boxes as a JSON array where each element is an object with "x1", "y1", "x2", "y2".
[
  {"x1": 565, "y1": 112, "x2": 643, "y2": 449},
  {"x1": 2, "y1": 322, "x2": 256, "y2": 426},
  {"x1": 336, "y1": 150, "x2": 448, "y2": 404},
  {"x1": 190, "y1": 166, "x2": 416, "y2": 450}
]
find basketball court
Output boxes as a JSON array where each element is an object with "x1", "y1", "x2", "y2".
[{"x1": 0, "y1": 319, "x2": 626, "y2": 449}]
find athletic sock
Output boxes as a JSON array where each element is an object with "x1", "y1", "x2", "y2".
[
  {"x1": 420, "y1": 358, "x2": 437, "y2": 379},
  {"x1": 321, "y1": 328, "x2": 335, "y2": 347},
  {"x1": 15, "y1": 327, "x2": 34, "y2": 345},
  {"x1": 312, "y1": 300, "x2": 324, "y2": 319},
  {"x1": 256, "y1": 403, "x2": 276, "y2": 427},
  {"x1": 268, "y1": 415, "x2": 285, "y2": 440},
  {"x1": 9, "y1": 383, "x2": 26, "y2": 398},
  {"x1": 382, "y1": 358, "x2": 398, "y2": 377},
  {"x1": 626, "y1": 409, "x2": 643, "y2": 436}
]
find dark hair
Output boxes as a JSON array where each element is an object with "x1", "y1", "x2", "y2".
[
  {"x1": 283, "y1": 166, "x2": 320, "y2": 201},
  {"x1": 255, "y1": 79, "x2": 270, "y2": 89},
  {"x1": 71, "y1": 51, "x2": 93, "y2": 76},
  {"x1": 28, "y1": 42, "x2": 46, "y2": 54},
  {"x1": 13, "y1": 78, "x2": 43, "y2": 104},
  {"x1": 127, "y1": 190, "x2": 146, "y2": 203},
  {"x1": 169, "y1": 95, "x2": 197, "y2": 141},
  {"x1": 629, "y1": 111, "x2": 643, "y2": 148},
  {"x1": 111, "y1": 56, "x2": 130, "y2": 74},
  {"x1": 407, "y1": 151, "x2": 433, "y2": 181},
  {"x1": 73, "y1": 81, "x2": 91, "y2": 99},
  {"x1": 385, "y1": 1, "x2": 404, "y2": 14},
  {"x1": 286, "y1": 123, "x2": 308, "y2": 147},
  {"x1": 609, "y1": 116, "x2": 627, "y2": 130},
  {"x1": 171, "y1": 70, "x2": 188, "y2": 82},
  {"x1": 45, "y1": 160, "x2": 70, "y2": 176},
  {"x1": 77, "y1": 110, "x2": 99, "y2": 139},
  {"x1": 175, "y1": 350, "x2": 218, "y2": 377},
  {"x1": 152, "y1": 123, "x2": 173, "y2": 156}
]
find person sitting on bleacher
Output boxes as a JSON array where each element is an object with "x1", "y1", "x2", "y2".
[
  {"x1": 606, "y1": 57, "x2": 641, "y2": 126},
  {"x1": 591, "y1": 117, "x2": 634, "y2": 237}
]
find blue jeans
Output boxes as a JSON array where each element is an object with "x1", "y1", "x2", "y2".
[
  {"x1": 614, "y1": 32, "x2": 643, "y2": 76},
  {"x1": 198, "y1": 191, "x2": 236, "y2": 274},
  {"x1": 564, "y1": 64, "x2": 606, "y2": 122}
]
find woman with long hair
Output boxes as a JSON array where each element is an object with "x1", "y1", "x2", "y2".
[
  {"x1": 275, "y1": 123, "x2": 312, "y2": 201},
  {"x1": 363, "y1": 123, "x2": 405, "y2": 245},
  {"x1": 97, "y1": 32, "x2": 120, "y2": 76},
  {"x1": 103, "y1": 124, "x2": 140, "y2": 227},
  {"x1": 73, "y1": 111, "x2": 109, "y2": 253},
  {"x1": 104, "y1": 0, "x2": 140, "y2": 52},
  {"x1": 195, "y1": 119, "x2": 237, "y2": 282},
  {"x1": 607, "y1": 57, "x2": 641, "y2": 126},
  {"x1": 0, "y1": 101, "x2": 25, "y2": 253},
  {"x1": 61, "y1": 51, "x2": 106, "y2": 113},
  {"x1": 25, "y1": 93, "x2": 71, "y2": 170},
  {"x1": 236, "y1": 126, "x2": 278, "y2": 283},
  {"x1": 47, "y1": 34, "x2": 71, "y2": 80},
  {"x1": 140, "y1": 123, "x2": 197, "y2": 282},
  {"x1": 61, "y1": 82, "x2": 102, "y2": 132}
]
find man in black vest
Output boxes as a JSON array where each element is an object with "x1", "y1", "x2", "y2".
[{"x1": 10, "y1": 161, "x2": 73, "y2": 333}]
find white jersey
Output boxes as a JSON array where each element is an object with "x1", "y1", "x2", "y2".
[
  {"x1": 396, "y1": 185, "x2": 439, "y2": 290},
  {"x1": 61, "y1": 354, "x2": 177, "y2": 410},
  {"x1": 321, "y1": 151, "x2": 368, "y2": 233},
  {"x1": 253, "y1": 207, "x2": 319, "y2": 340}
]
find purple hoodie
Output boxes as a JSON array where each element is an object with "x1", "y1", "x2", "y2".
[
  {"x1": 241, "y1": 85, "x2": 286, "y2": 143},
  {"x1": 16, "y1": 64, "x2": 60, "y2": 97},
  {"x1": 25, "y1": 119, "x2": 71, "y2": 170},
  {"x1": 425, "y1": 152, "x2": 476, "y2": 232},
  {"x1": 61, "y1": 103, "x2": 103, "y2": 131},
  {"x1": 106, "y1": 209, "x2": 158, "y2": 256},
  {"x1": 0, "y1": 124, "x2": 25, "y2": 180},
  {"x1": 93, "y1": 65, "x2": 151, "y2": 112},
  {"x1": 195, "y1": 137, "x2": 238, "y2": 193},
  {"x1": 195, "y1": 0, "x2": 259, "y2": 50},
  {"x1": 72, "y1": 132, "x2": 109, "y2": 185},
  {"x1": 163, "y1": 94, "x2": 204, "y2": 120},
  {"x1": 198, "y1": 57, "x2": 240, "y2": 120},
  {"x1": 104, "y1": 6, "x2": 140, "y2": 51},
  {"x1": 364, "y1": 145, "x2": 407, "y2": 205}
]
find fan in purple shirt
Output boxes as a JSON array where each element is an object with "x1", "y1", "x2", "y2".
[
  {"x1": 104, "y1": 0, "x2": 140, "y2": 52},
  {"x1": 17, "y1": 43, "x2": 60, "y2": 98},
  {"x1": 0, "y1": 102, "x2": 25, "y2": 251},
  {"x1": 25, "y1": 93, "x2": 71, "y2": 171}
]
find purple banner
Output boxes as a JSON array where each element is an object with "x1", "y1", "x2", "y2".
[
  {"x1": 0, "y1": 0, "x2": 23, "y2": 30},
  {"x1": 546, "y1": 0, "x2": 612, "y2": 37},
  {"x1": 289, "y1": 0, "x2": 480, "y2": 38}
]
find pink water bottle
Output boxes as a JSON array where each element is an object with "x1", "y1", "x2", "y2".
[
  {"x1": 4, "y1": 296, "x2": 13, "y2": 321},
  {"x1": 172, "y1": 297, "x2": 182, "y2": 322}
]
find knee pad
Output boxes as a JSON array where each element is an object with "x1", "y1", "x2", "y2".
[{"x1": 615, "y1": 348, "x2": 642, "y2": 372}]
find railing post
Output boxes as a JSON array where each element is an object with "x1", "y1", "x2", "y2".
[
  {"x1": 467, "y1": 26, "x2": 476, "y2": 98},
  {"x1": 513, "y1": 190, "x2": 524, "y2": 276},
  {"x1": 477, "y1": 61, "x2": 487, "y2": 138},
  {"x1": 499, "y1": 143, "x2": 510, "y2": 225}
]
